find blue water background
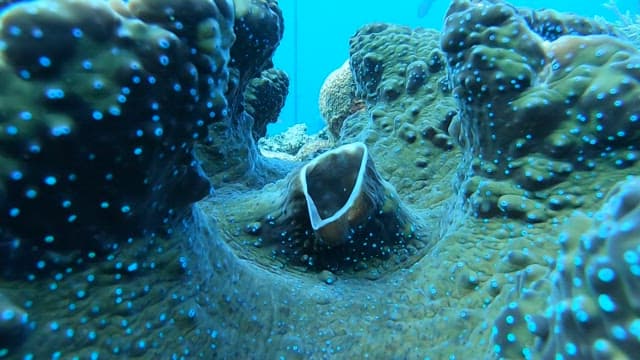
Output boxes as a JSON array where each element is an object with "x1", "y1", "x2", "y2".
[{"x1": 270, "y1": 0, "x2": 639, "y2": 135}]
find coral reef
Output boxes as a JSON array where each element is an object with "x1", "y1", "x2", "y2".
[
  {"x1": 196, "y1": 0, "x2": 288, "y2": 186},
  {"x1": 258, "y1": 123, "x2": 311, "y2": 156},
  {"x1": 0, "y1": 0, "x2": 233, "y2": 263},
  {"x1": 244, "y1": 67, "x2": 289, "y2": 140},
  {"x1": 345, "y1": 24, "x2": 459, "y2": 212},
  {"x1": 318, "y1": 60, "x2": 362, "y2": 138},
  {"x1": 4, "y1": 0, "x2": 640, "y2": 359},
  {"x1": 200, "y1": 23, "x2": 460, "y2": 283},
  {"x1": 493, "y1": 177, "x2": 640, "y2": 359},
  {"x1": 348, "y1": 24, "x2": 454, "y2": 150},
  {"x1": 442, "y1": 0, "x2": 624, "y2": 172},
  {"x1": 442, "y1": 0, "x2": 640, "y2": 222},
  {"x1": 440, "y1": 1, "x2": 640, "y2": 358}
]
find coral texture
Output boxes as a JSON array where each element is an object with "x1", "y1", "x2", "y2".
[
  {"x1": 7, "y1": 0, "x2": 640, "y2": 359},
  {"x1": 347, "y1": 24, "x2": 455, "y2": 152},
  {"x1": 442, "y1": 0, "x2": 629, "y2": 174},
  {"x1": 442, "y1": 0, "x2": 640, "y2": 222},
  {"x1": 493, "y1": 177, "x2": 640, "y2": 359},
  {"x1": 0, "y1": 0, "x2": 234, "y2": 259},
  {"x1": 318, "y1": 60, "x2": 360, "y2": 137},
  {"x1": 0, "y1": 291, "x2": 29, "y2": 350},
  {"x1": 244, "y1": 67, "x2": 289, "y2": 140},
  {"x1": 196, "y1": 0, "x2": 286, "y2": 186}
]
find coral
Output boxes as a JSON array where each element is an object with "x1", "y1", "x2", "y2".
[
  {"x1": 540, "y1": 177, "x2": 640, "y2": 358},
  {"x1": 348, "y1": 24, "x2": 455, "y2": 150},
  {"x1": 0, "y1": 0, "x2": 233, "y2": 261},
  {"x1": 0, "y1": 291, "x2": 29, "y2": 350},
  {"x1": 442, "y1": 0, "x2": 630, "y2": 174},
  {"x1": 442, "y1": 0, "x2": 640, "y2": 221},
  {"x1": 318, "y1": 60, "x2": 361, "y2": 137},
  {"x1": 258, "y1": 123, "x2": 310, "y2": 156},
  {"x1": 227, "y1": 0, "x2": 284, "y2": 111},
  {"x1": 196, "y1": 0, "x2": 286, "y2": 186},
  {"x1": 13, "y1": 1, "x2": 640, "y2": 359},
  {"x1": 244, "y1": 67, "x2": 289, "y2": 140},
  {"x1": 493, "y1": 176, "x2": 640, "y2": 359},
  {"x1": 253, "y1": 142, "x2": 414, "y2": 271}
]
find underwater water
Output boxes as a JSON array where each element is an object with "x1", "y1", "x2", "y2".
[{"x1": 2, "y1": 0, "x2": 640, "y2": 359}]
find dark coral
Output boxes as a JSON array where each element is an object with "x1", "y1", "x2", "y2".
[
  {"x1": 493, "y1": 177, "x2": 640, "y2": 359},
  {"x1": 0, "y1": 0, "x2": 234, "y2": 266},
  {"x1": 227, "y1": 0, "x2": 284, "y2": 117},
  {"x1": 196, "y1": 0, "x2": 286, "y2": 185}
]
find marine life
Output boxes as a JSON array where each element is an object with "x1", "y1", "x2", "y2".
[{"x1": 2, "y1": 0, "x2": 640, "y2": 358}]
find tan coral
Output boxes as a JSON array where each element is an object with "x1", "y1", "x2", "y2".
[{"x1": 318, "y1": 60, "x2": 362, "y2": 137}]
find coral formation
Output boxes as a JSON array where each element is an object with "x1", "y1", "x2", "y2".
[
  {"x1": 348, "y1": 24, "x2": 455, "y2": 151},
  {"x1": 244, "y1": 67, "x2": 289, "y2": 140},
  {"x1": 442, "y1": 0, "x2": 640, "y2": 221},
  {"x1": 318, "y1": 60, "x2": 362, "y2": 138},
  {"x1": 493, "y1": 176, "x2": 640, "y2": 359},
  {"x1": 196, "y1": 0, "x2": 287, "y2": 186},
  {"x1": 540, "y1": 177, "x2": 640, "y2": 358},
  {"x1": 0, "y1": 291, "x2": 29, "y2": 350},
  {"x1": 5, "y1": 0, "x2": 640, "y2": 359},
  {"x1": 0, "y1": 0, "x2": 233, "y2": 262},
  {"x1": 442, "y1": 0, "x2": 628, "y2": 173}
]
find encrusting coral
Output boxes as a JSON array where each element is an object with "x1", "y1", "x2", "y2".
[
  {"x1": 244, "y1": 67, "x2": 290, "y2": 140},
  {"x1": 0, "y1": 0, "x2": 234, "y2": 263},
  {"x1": 6, "y1": 0, "x2": 640, "y2": 358},
  {"x1": 196, "y1": 0, "x2": 288, "y2": 187},
  {"x1": 442, "y1": 0, "x2": 640, "y2": 222},
  {"x1": 442, "y1": 0, "x2": 630, "y2": 174}
]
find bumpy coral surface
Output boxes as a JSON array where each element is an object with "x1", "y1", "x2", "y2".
[
  {"x1": 442, "y1": 0, "x2": 629, "y2": 173},
  {"x1": 0, "y1": 0, "x2": 234, "y2": 263},
  {"x1": 244, "y1": 67, "x2": 289, "y2": 140},
  {"x1": 441, "y1": 1, "x2": 640, "y2": 358},
  {"x1": 442, "y1": 0, "x2": 640, "y2": 224},
  {"x1": 493, "y1": 177, "x2": 640, "y2": 359},
  {"x1": 318, "y1": 60, "x2": 361, "y2": 137},
  {"x1": 348, "y1": 23, "x2": 455, "y2": 151},
  {"x1": 4, "y1": 0, "x2": 640, "y2": 359},
  {"x1": 196, "y1": 0, "x2": 287, "y2": 187}
]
